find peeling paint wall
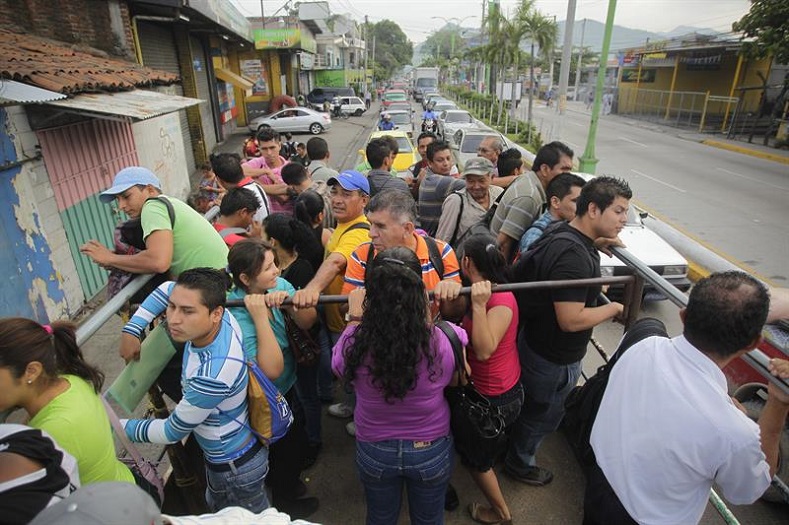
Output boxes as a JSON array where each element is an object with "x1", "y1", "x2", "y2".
[
  {"x1": 0, "y1": 106, "x2": 84, "y2": 321},
  {"x1": 132, "y1": 113, "x2": 191, "y2": 200}
]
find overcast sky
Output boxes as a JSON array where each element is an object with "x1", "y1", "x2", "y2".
[{"x1": 236, "y1": 0, "x2": 752, "y2": 44}]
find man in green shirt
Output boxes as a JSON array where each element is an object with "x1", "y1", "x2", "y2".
[
  {"x1": 81, "y1": 166, "x2": 228, "y2": 277},
  {"x1": 81, "y1": 167, "x2": 228, "y2": 402}
]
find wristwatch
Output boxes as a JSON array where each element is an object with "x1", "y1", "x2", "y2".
[{"x1": 344, "y1": 313, "x2": 363, "y2": 322}]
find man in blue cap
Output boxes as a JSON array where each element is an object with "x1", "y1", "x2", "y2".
[
  {"x1": 292, "y1": 171, "x2": 371, "y2": 409},
  {"x1": 80, "y1": 167, "x2": 228, "y2": 400},
  {"x1": 81, "y1": 166, "x2": 227, "y2": 280}
]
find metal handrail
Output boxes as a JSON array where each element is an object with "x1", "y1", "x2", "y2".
[{"x1": 611, "y1": 245, "x2": 789, "y2": 397}]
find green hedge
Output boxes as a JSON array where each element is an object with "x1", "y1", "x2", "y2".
[{"x1": 444, "y1": 85, "x2": 542, "y2": 151}]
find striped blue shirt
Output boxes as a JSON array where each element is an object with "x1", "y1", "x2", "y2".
[{"x1": 121, "y1": 282, "x2": 253, "y2": 464}]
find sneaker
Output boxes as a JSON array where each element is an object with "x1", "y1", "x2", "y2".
[
  {"x1": 345, "y1": 421, "x2": 356, "y2": 437},
  {"x1": 504, "y1": 465, "x2": 554, "y2": 486},
  {"x1": 328, "y1": 402, "x2": 353, "y2": 418}
]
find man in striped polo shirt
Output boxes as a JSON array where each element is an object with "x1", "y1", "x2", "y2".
[{"x1": 121, "y1": 268, "x2": 276, "y2": 513}]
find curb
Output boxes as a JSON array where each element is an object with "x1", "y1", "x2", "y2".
[{"x1": 701, "y1": 139, "x2": 789, "y2": 165}]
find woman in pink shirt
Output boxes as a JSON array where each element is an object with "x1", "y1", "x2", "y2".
[
  {"x1": 459, "y1": 234, "x2": 522, "y2": 525},
  {"x1": 333, "y1": 246, "x2": 467, "y2": 525}
]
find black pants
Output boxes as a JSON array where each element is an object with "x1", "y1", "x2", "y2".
[
  {"x1": 267, "y1": 387, "x2": 309, "y2": 502},
  {"x1": 583, "y1": 460, "x2": 637, "y2": 525}
]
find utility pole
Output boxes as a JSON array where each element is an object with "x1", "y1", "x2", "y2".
[
  {"x1": 371, "y1": 35, "x2": 376, "y2": 89},
  {"x1": 557, "y1": 0, "x2": 576, "y2": 118},
  {"x1": 573, "y1": 18, "x2": 586, "y2": 101},
  {"x1": 364, "y1": 15, "x2": 369, "y2": 94},
  {"x1": 579, "y1": 0, "x2": 617, "y2": 174}
]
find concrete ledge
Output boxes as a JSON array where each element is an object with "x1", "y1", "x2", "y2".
[{"x1": 702, "y1": 139, "x2": 789, "y2": 165}]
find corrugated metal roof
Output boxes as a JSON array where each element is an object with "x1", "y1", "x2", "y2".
[
  {"x1": 0, "y1": 79, "x2": 67, "y2": 105},
  {"x1": 45, "y1": 89, "x2": 203, "y2": 121}
]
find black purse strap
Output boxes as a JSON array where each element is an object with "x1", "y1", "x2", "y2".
[{"x1": 436, "y1": 320, "x2": 469, "y2": 385}]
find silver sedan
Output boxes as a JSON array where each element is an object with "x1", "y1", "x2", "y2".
[{"x1": 248, "y1": 107, "x2": 332, "y2": 135}]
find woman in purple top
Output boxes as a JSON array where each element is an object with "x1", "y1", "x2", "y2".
[{"x1": 333, "y1": 247, "x2": 467, "y2": 525}]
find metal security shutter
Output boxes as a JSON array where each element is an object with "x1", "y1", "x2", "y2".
[
  {"x1": 190, "y1": 35, "x2": 217, "y2": 153},
  {"x1": 137, "y1": 22, "x2": 196, "y2": 176}
]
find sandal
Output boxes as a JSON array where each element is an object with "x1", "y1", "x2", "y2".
[{"x1": 468, "y1": 502, "x2": 513, "y2": 525}]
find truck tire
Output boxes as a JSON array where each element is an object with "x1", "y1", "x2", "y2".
[{"x1": 734, "y1": 382, "x2": 789, "y2": 504}]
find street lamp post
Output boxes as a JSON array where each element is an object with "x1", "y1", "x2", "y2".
[{"x1": 431, "y1": 16, "x2": 476, "y2": 57}]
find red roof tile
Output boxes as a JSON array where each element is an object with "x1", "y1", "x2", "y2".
[{"x1": 0, "y1": 29, "x2": 178, "y2": 95}]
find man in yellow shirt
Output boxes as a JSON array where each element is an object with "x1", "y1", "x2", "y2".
[{"x1": 292, "y1": 171, "x2": 371, "y2": 412}]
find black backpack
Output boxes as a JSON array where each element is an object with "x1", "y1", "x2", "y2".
[
  {"x1": 562, "y1": 318, "x2": 668, "y2": 472},
  {"x1": 118, "y1": 196, "x2": 175, "y2": 251},
  {"x1": 511, "y1": 222, "x2": 592, "y2": 319}
]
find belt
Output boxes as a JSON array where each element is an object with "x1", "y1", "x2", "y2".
[{"x1": 205, "y1": 439, "x2": 263, "y2": 472}]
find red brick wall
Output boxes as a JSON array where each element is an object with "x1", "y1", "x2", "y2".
[{"x1": 0, "y1": 0, "x2": 133, "y2": 58}]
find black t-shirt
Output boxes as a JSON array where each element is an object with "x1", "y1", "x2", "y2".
[
  {"x1": 514, "y1": 222, "x2": 601, "y2": 364},
  {"x1": 281, "y1": 257, "x2": 315, "y2": 290}
]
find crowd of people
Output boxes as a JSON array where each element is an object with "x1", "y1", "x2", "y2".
[{"x1": 2, "y1": 124, "x2": 788, "y2": 525}]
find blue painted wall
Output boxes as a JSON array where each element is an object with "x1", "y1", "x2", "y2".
[{"x1": 0, "y1": 108, "x2": 66, "y2": 322}]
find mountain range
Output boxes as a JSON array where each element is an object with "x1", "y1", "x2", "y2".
[{"x1": 556, "y1": 20, "x2": 722, "y2": 53}]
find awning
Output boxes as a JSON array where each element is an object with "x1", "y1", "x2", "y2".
[
  {"x1": 0, "y1": 80, "x2": 67, "y2": 106},
  {"x1": 45, "y1": 89, "x2": 203, "y2": 121},
  {"x1": 215, "y1": 68, "x2": 254, "y2": 91}
]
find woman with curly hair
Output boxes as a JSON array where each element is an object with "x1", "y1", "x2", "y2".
[
  {"x1": 332, "y1": 247, "x2": 468, "y2": 525},
  {"x1": 459, "y1": 234, "x2": 522, "y2": 525}
]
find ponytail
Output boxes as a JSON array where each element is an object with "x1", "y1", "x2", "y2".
[
  {"x1": 49, "y1": 322, "x2": 104, "y2": 393},
  {"x1": 462, "y1": 233, "x2": 510, "y2": 284},
  {"x1": 0, "y1": 318, "x2": 103, "y2": 393}
]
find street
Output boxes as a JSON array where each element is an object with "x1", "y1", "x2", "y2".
[{"x1": 518, "y1": 100, "x2": 789, "y2": 285}]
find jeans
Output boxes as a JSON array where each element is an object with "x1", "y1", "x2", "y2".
[
  {"x1": 296, "y1": 361, "x2": 321, "y2": 445},
  {"x1": 505, "y1": 332, "x2": 583, "y2": 475},
  {"x1": 356, "y1": 437, "x2": 453, "y2": 525},
  {"x1": 205, "y1": 444, "x2": 270, "y2": 513},
  {"x1": 317, "y1": 323, "x2": 336, "y2": 401}
]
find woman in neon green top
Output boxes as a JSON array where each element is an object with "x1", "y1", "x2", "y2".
[{"x1": 0, "y1": 318, "x2": 134, "y2": 486}]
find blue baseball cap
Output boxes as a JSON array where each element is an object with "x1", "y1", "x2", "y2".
[
  {"x1": 99, "y1": 167, "x2": 162, "y2": 204},
  {"x1": 327, "y1": 170, "x2": 370, "y2": 195}
]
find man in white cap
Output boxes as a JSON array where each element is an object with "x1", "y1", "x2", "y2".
[{"x1": 80, "y1": 166, "x2": 227, "y2": 279}]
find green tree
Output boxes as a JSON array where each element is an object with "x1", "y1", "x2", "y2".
[
  {"x1": 733, "y1": 0, "x2": 789, "y2": 64},
  {"x1": 518, "y1": 2, "x2": 558, "y2": 127},
  {"x1": 366, "y1": 20, "x2": 413, "y2": 80},
  {"x1": 423, "y1": 25, "x2": 468, "y2": 61}
]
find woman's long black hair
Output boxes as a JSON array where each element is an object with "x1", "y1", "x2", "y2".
[
  {"x1": 342, "y1": 247, "x2": 435, "y2": 403},
  {"x1": 263, "y1": 212, "x2": 324, "y2": 272}
]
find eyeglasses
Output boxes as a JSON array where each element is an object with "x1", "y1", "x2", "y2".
[{"x1": 477, "y1": 147, "x2": 491, "y2": 153}]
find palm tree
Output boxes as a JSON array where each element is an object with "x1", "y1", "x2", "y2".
[{"x1": 517, "y1": 4, "x2": 558, "y2": 126}]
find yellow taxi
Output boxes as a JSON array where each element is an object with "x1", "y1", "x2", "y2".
[{"x1": 356, "y1": 130, "x2": 419, "y2": 179}]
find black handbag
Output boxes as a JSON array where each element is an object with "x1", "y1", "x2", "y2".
[
  {"x1": 437, "y1": 321, "x2": 505, "y2": 459},
  {"x1": 284, "y1": 314, "x2": 321, "y2": 366}
]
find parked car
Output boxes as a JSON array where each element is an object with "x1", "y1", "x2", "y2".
[
  {"x1": 437, "y1": 110, "x2": 476, "y2": 140},
  {"x1": 358, "y1": 130, "x2": 418, "y2": 179},
  {"x1": 432, "y1": 100, "x2": 458, "y2": 114},
  {"x1": 381, "y1": 101, "x2": 412, "y2": 114},
  {"x1": 449, "y1": 128, "x2": 537, "y2": 170},
  {"x1": 382, "y1": 89, "x2": 408, "y2": 108},
  {"x1": 306, "y1": 86, "x2": 354, "y2": 108},
  {"x1": 599, "y1": 207, "x2": 691, "y2": 300},
  {"x1": 337, "y1": 96, "x2": 366, "y2": 116},
  {"x1": 248, "y1": 107, "x2": 331, "y2": 135},
  {"x1": 386, "y1": 110, "x2": 415, "y2": 137}
]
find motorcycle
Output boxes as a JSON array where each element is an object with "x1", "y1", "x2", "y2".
[{"x1": 422, "y1": 118, "x2": 436, "y2": 133}]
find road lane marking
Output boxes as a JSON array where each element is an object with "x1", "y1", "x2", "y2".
[
  {"x1": 618, "y1": 136, "x2": 648, "y2": 147},
  {"x1": 630, "y1": 169, "x2": 687, "y2": 193},
  {"x1": 715, "y1": 167, "x2": 789, "y2": 192},
  {"x1": 570, "y1": 122, "x2": 584, "y2": 127}
]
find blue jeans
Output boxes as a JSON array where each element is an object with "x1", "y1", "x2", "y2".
[
  {"x1": 205, "y1": 444, "x2": 270, "y2": 513},
  {"x1": 356, "y1": 437, "x2": 453, "y2": 525},
  {"x1": 505, "y1": 332, "x2": 583, "y2": 476}
]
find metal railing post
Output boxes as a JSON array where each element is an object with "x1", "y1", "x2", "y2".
[{"x1": 699, "y1": 90, "x2": 710, "y2": 132}]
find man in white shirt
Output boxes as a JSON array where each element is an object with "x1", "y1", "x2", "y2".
[{"x1": 587, "y1": 271, "x2": 789, "y2": 524}]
